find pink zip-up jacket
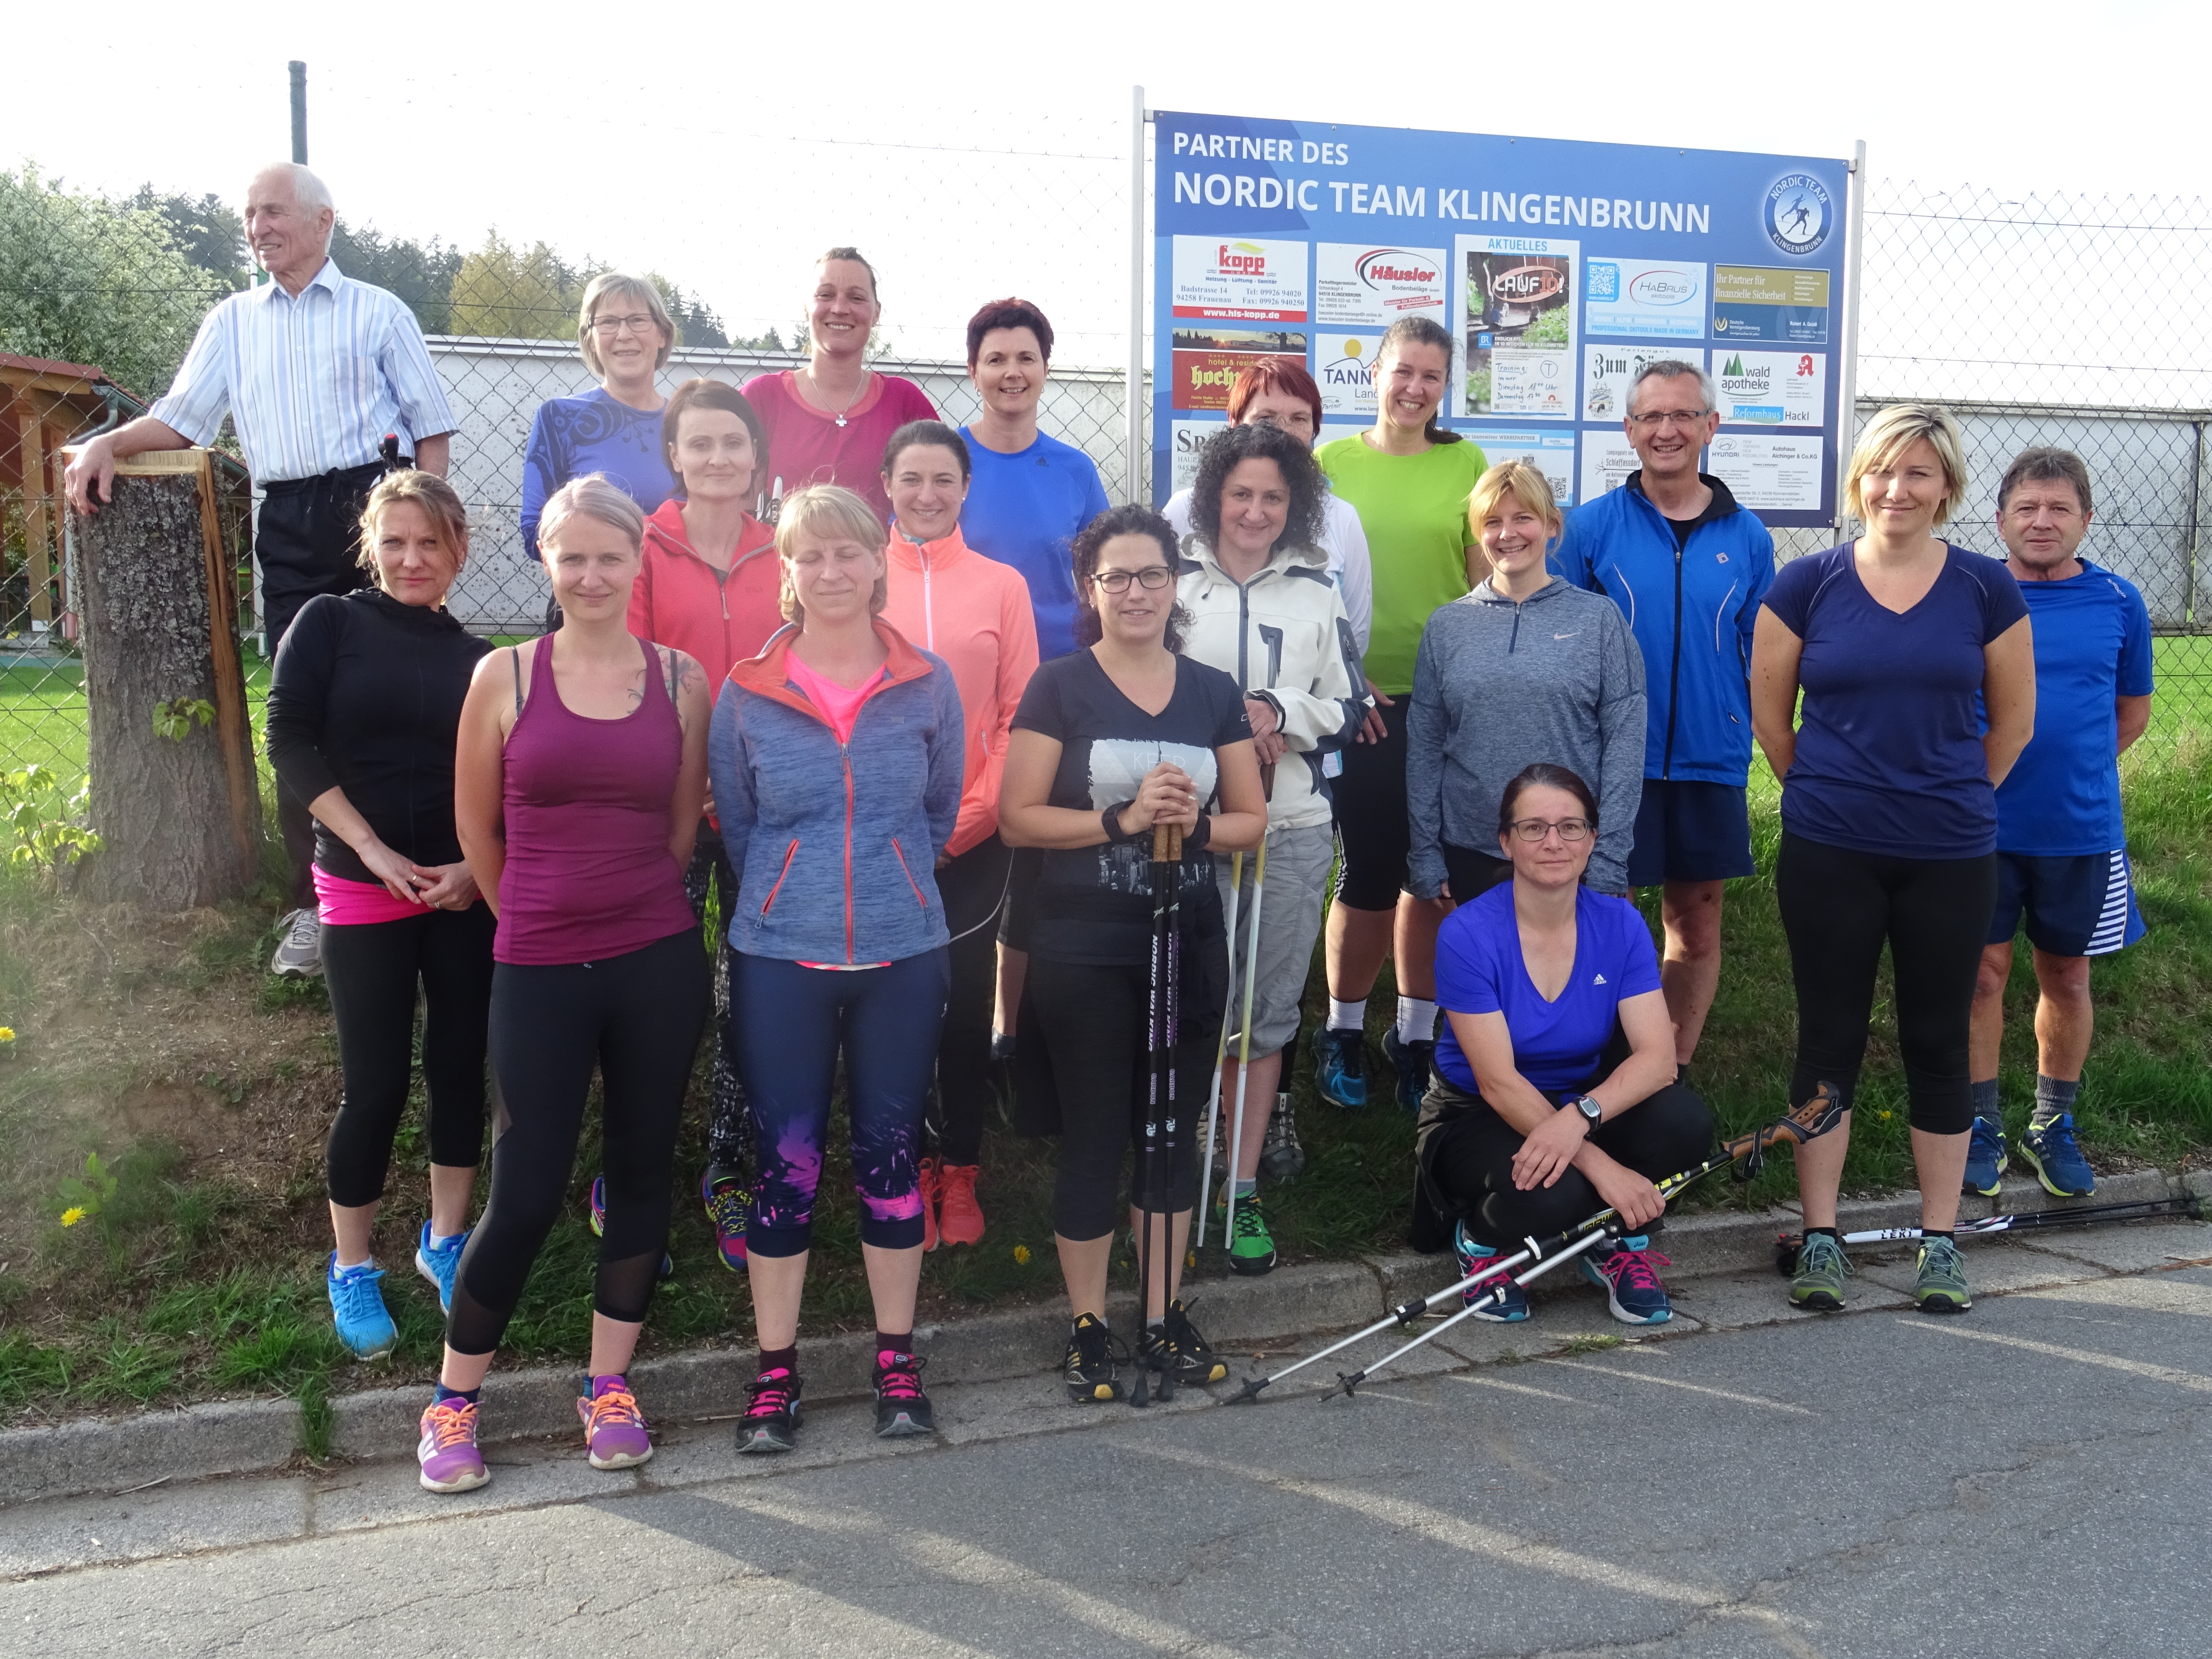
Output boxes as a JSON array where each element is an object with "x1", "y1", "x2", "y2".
[{"x1": 881, "y1": 525, "x2": 1040, "y2": 857}]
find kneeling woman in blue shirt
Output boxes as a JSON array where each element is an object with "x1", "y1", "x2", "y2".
[{"x1": 1415, "y1": 763, "x2": 1714, "y2": 1324}]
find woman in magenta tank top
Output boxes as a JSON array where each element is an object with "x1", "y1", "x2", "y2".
[{"x1": 419, "y1": 475, "x2": 713, "y2": 1495}]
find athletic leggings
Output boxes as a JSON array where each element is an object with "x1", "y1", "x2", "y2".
[
  {"x1": 928, "y1": 834, "x2": 1013, "y2": 1165},
  {"x1": 1417, "y1": 1077, "x2": 1715, "y2": 1250},
  {"x1": 1025, "y1": 938, "x2": 1228, "y2": 1243},
  {"x1": 733, "y1": 949, "x2": 948, "y2": 1258},
  {"x1": 1332, "y1": 698, "x2": 1412, "y2": 911},
  {"x1": 322, "y1": 902, "x2": 496, "y2": 1208},
  {"x1": 447, "y1": 928, "x2": 708, "y2": 1355},
  {"x1": 684, "y1": 821, "x2": 751, "y2": 1171},
  {"x1": 1775, "y1": 832, "x2": 1997, "y2": 1135}
]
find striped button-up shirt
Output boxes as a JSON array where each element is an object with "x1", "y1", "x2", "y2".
[{"x1": 148, "y1": 257, "x2": 456, "y2": 483}]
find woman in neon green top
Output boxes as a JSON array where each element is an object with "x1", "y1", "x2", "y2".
[{"x1": 1314, "y1": 315, "x2": 1487, "y2": 1115}]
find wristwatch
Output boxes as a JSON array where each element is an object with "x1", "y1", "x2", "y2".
[{"x1": 1568, "y1": 1094, "x2": 1603, "y2": 1133}]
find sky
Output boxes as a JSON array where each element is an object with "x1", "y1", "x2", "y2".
[{"x1": 9, "y1": 0, "x2": 2208, "y2": 371}]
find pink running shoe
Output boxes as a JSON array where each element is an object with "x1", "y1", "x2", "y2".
[
  {"x1": 577, "y1": 1375, "x2": 653, "y2": 1469},
  {"x1": 417, "y1": 1396, "x2": 489, "y2": 1493}
]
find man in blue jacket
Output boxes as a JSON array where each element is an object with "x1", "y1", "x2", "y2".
[{"x1": 1553, "y1": 361, "x2": 1774, "y2": 1072}]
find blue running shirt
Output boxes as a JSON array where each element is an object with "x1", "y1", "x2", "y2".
[
  {"x1": 1995, "y1": 559, "x2": 2154, "y2": 856},
  {"x1": 520, "y1": 388, "x2": 676, "y2": 560},
  {"x1": 960, "y1": 428, "x2": 1112, "y2": 662},
  {"x1": 1434, "y1": 884, "x2": 1662, "y2": 1095}
]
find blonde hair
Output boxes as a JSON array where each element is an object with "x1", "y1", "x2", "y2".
[
  {"x1": 355, "y1": 469, "x2": 468, "y2": 579},
  {"x1": 1467, "y1": 460, "x2": 1563, "y2": 537},
  {"x1": 774, "y1": 485, "x2": 888, "y2": 625},
  {"x1": 539, "y1": 473, "x2": 645, "y2": 557},
  {"x1": 1845, "y1": 404, "x2": 1970, "y2": 527},
  {"x1": 577, "y1": 272, "x2": 675, "y2": 378}
]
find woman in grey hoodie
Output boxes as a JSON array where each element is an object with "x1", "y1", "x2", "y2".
[{"x1": 1407, "y1": 462, "x2": 1646, "y2": 902}]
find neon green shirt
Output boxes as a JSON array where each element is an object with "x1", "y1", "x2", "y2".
[{"x1": 1315, "y1": 434, "x2": 1487, "y2": 694}]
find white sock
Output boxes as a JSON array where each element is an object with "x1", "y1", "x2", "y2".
[
  {"x1": 1396, "y1": 998, "x2": 1438, "y2": 1046},
  {"x1": 335, "y1": 1255, "x2": 374, "y2": 1273},
  {"x1": 429, "y1": 1228, "x2": 465, "y2": 1249},
  {"x1": 1327, "y1": 997, "x2": 1367, "y2": 1032}
]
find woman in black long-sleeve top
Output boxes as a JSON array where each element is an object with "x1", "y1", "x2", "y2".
[{"x1": 266, "y1": 470, "x2": 494, "y2": 1360}]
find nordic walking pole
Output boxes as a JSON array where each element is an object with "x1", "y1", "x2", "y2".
[
  {"x1": 1133, "y1": 820, "x2": 1182, "y2": 1407},
  {"x1": 1196, "y1": 850, "x2": 1243, "y2": 1248},
  {"x1": 1159, "y1": 821, "x2": 1185, "y2": 1403},
  {"x1": 1223, "y1": 1080, "x2": 1853, "y2": 1404},
  {"x1": 1220, "y1": 763, "x2": 1273, "y2": 1249},
  {"x1": 1773, "y1": 1192, "x2": 2203, "y2": 1275}
]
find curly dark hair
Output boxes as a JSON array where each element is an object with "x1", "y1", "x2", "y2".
[
  {"x1": 1188, "y1": 421, "x2": 1325, "y2": 560},
  {"x1": 1069, "y1": 504, "x2": 1193, "y2": 652}
]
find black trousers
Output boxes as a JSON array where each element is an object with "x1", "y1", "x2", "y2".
[
  {"x1": 262, "y1": 461, "x2": 381, "y2": 910},
  {"x1": 448, "y1": 929, "x2": 708, "y2": 1354},
  {"x1": 1443, "y1": 843, "x2": 1513, "y2": 904},
  {"x1": 321, "y1": 902, "x2": 497, "y2": 1208},
  {"x1": 929, "y1": 833, "x2": 1013, "y2": 1164},
  {"x1": 1774, "y1": 832, "x2": 1997, "y2": 1135}
]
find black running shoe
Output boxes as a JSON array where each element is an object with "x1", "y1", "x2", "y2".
[
  {"x1": 872, "y1": 1349, "x2": 936, "y2": 1438},
  {"x1": 1062, "y1": 1312, "x2": 1124, "y2": 1403},
  {"x1": 735, "y1": 1365, "x2": 803, "y2": 1454},
  {"x1": 1138, "y1": 1298, "x2": 1229, "y2": 1387}
]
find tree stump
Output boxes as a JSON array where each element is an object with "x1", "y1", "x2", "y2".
[{"x1": 65, "y1": 447, "x2": 261, "y2": 906}]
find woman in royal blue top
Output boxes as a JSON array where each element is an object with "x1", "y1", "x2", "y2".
[
  {"x1": 519, "y1": 274, "x2": 681, "y2": 629},
  {"x1": 1751, "y1": 404, "x2": 2036, "y2": 1318},
  {"x1": 1416, "y1": 764, "x2": 1713, "y2": 1327}
]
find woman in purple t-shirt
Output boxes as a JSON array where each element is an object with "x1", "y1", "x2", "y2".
[
  {"x1": 1416, "y1": 763, "x2": 1714, "y2": 1327},
  {"x1": 1751, "y1": 404, "x2": 2036, "y2": 1318}
]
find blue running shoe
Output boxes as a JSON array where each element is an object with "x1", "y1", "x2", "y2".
[
  {"x1": 2020, "y1": 1112, "x2": 2096, "y2": 1197},
  {"x1": 328, "y1": 1255, "x2": 397, "y2": 1359},
  {"x1": 414, "y1": 1221, "x2": 467, "y2": 1315},
  {"x1": 1381, "y1": 1030, "x2": 1433, "y2": 1113},
  {"x1": 1453, "y1": 1221, "x2": 1528, "y2": 1321},
  {"x1": 1316, "y1": 1027, "x2": 1368, "y2": 1110},
  {"x1": 1582, "y1": 1235, "x2": 1674, "y2": 1324},
  {"x1": 1963, "y1": 1115, "x2": 2005, "y2": 1197}
]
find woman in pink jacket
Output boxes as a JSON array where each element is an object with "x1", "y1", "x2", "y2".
[{"x1": 879, "y1": 419, "x2": 1040, "y2": 1247}]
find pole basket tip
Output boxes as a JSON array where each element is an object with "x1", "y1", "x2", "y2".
[{"x1": 1222, "y1": 1376, "x2": 1268, "y2": 1405}]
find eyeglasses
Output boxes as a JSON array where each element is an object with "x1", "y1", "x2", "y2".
[
  {"x1": 1508, "y1": 817, "x2": 1592, "y2": 843},
  {"x1": 1093, "y1": 566, "x2": 1174, "y2": 592},
  {"x1": 591, "y1": 314, "x2": 660, "y2": 336},
  {"x1": 1628, "y1": 410, "x2": 1711, "y2": 430}
]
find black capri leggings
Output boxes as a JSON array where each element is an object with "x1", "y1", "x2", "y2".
[
  {"x1": 930, "y1": 833, "x2": 1014, "y2": 1165},
  {"x1": 447, "y1": 928, "x2": 709, "y2": 1355},
  {"x1": 1774, "y1": 832, "x2": 1997, "y2": 1135},
  {"x1": 1416, "y1": 1076, "x2": 1715, "y2": 1250},
  {"x1": 322, "y1": 902, "x2": 496, "y2": 1208},
  {"x1": 1333, "y1": 696, "x2": 1412, "y2": 911},
  {"x1": 1022, "y1": 939, "x2": 1227, "y2": 1242}
]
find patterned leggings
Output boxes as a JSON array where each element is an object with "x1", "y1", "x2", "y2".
[{"x1": 684, "y1": 824, "x2": 751, "y2": 1171}]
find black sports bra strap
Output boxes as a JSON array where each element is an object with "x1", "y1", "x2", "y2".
[{"x1": 510, "y1": 645, "x2": 523, "y2": 716}]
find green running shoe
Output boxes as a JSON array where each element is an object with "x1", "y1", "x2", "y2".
[
  {"x1": 1215, "y1": 1187, "x2": 1278, "y2": 1277},
  {"x1": 1914, "y1": 1236, "x2": 1971, "y2": 1314},
  {"x1": 1788, "y1": 1231, "x2": 1852, "y2": 1312}
]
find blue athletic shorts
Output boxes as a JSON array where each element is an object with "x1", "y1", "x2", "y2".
[
  {"x1": 1988, "y1": 850, "x2": 2146, "y2": 957},
  {"x1": 1625, "y1": 780, "x2": 1755, "y2": 888}
]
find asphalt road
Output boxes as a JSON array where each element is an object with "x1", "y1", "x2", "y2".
[{"x1": 6, "y1": 1247, "x2": 2212, "y2": 1657}]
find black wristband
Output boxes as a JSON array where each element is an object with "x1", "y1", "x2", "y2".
[
  {"x1": 1183, "y1": 814, "x2": 1212, "y2": 853},
  {"x1": 1103, "y1": 802, "x2": 1141, "y2": 844}
]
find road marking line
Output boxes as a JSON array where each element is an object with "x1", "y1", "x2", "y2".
[
  {"x1": 1443, "y1": 1373, "x2": 1591, "y2": 1406},
  {"x1": 1900, "y1": 1320, "x2": 2212, "y2": 1391},
  {"x1": 2020, "y1": 1277, "x2": 2212, "y2": 1320},
  {"x1": 1537, "y1": 1358, "x2": 1814, "y2": 1415}
]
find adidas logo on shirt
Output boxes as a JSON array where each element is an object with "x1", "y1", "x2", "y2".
[{"x1": 1593, "y1": 973, "x2": 1608, "y2": 985}]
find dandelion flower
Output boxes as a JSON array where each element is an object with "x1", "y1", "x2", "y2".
[
  {"x1": 0, "y1": 1026, "x2": 16, "y2": 1044},
  {"x1": 1012, "y1": 1244, "x2": 1031, "y2": 1265},
  {"x1": 1878, "y1": 1109, "x2": 1894, "y2": 1121},
  {"x1": 61, "y1": 1207, "x2": 86, "y2": 1227}
]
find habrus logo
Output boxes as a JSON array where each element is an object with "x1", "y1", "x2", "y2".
[
  {"x1": 1764, "y1": 174, "x2": 1832, "y2": 256},
  {"x1": 1217, "y1": 242, "x2": 1268, "y2": 276},
  {"x1": 1356, "y1": 247, "x2": 1438, "y2": 288},
  {"x1": 1628, "y1": 270, "x2": 1697, "y2": 306}
]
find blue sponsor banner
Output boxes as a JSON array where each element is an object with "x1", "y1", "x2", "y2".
[{"x1": 1153, "y1": 113, "x2": 1849, "y2": 527}]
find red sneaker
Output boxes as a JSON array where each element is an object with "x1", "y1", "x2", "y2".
[
  {"x1": 937, "y1": 1162, "x2": 984, "y2": 1247},
  {"x1": 918, "y1": 1157, "x2": 941, "y2": 1252}
]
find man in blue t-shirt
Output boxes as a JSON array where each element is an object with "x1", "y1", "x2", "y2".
[{"x1": 1966, "y1": 449, "x2": 2154, "y2": 1199}]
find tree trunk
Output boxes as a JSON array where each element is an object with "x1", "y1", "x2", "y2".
[{"x1": 67, "y1": 448, "x2": 261, "y2": 906}]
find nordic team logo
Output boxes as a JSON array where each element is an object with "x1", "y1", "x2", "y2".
[{"x1": 1764, "y1": 174, "x2": 1831, "y2": 255}]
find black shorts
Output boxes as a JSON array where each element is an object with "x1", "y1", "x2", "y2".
[
  {"x1": 1625, "y1": 780, "x2": 1754, "y2": 888},
  {"x1": 1332, "y1": 696, "x2": 1412, "y2": 911},
  {"x1": 1988, "y1": 850, "x2": 2145, "y2": 958}
]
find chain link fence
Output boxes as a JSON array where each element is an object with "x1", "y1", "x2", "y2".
[{"x1": 6, "y1": 154, "x2": 2211, "y2": 794}]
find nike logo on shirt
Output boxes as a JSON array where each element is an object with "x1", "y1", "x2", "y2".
[{"x1": 1554, "y1": 632, "x2": 1579, "y2": 640}]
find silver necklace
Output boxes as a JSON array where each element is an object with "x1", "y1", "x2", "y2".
[{"x1": 806, "y1": 367, "x2": 868, "y2": 428}]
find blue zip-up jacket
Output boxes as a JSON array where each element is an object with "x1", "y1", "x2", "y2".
[
  {"x1": 1551, "y1": 473, "x2": 1774, "y2": 786},
  {"x1": 709, "y1": 619, "x2": 964, "y2": 966}
]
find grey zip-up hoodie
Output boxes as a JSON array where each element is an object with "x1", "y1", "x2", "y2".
[{"x1": 1406, "y1": 575, "x2": 1647, "y2": 895}]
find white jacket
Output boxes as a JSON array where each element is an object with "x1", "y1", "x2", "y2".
[
  {"x1": 1176, "y1": 534, "x2": 1365, "y2": 832},
  {"x1": 1165, "y1": 485, "x2": 1372, "y2": 656}
]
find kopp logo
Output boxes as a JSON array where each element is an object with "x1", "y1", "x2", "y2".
[
  {"x1": 1764, "y1": 174, "x2": 1831, "y2": 256},
  {"x1": 1217, "y1": 242, "x2": 1269, "y2": 277}
]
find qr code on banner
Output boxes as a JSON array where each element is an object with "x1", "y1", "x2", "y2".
[{"x1": 1586, "y1": 262, "x2": 1621, "y2": 302}]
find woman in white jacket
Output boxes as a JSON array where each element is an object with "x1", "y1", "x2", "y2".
[{"x1": 1176, "y1": 422, "x2": 1366, "y2": 1275}]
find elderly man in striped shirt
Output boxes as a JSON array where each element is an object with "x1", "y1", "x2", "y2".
[{"x1": 67, "y1": 162, "x2": 457, "y2": 977}]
